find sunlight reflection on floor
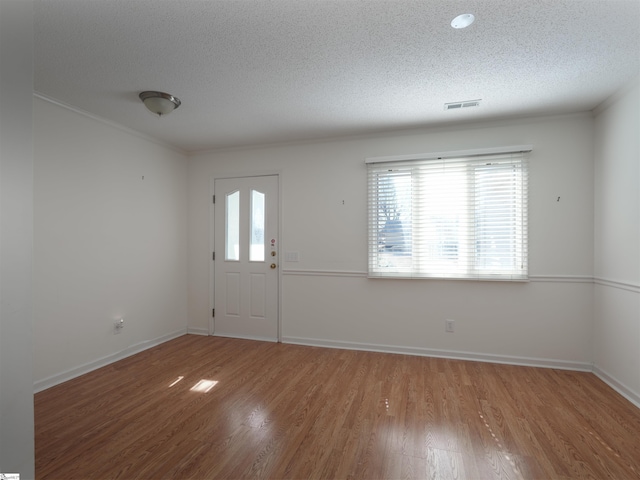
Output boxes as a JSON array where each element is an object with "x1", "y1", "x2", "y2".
[
  {"x1": 478, "y1": 411, "x2": 523, "y2": 479},
  {"x1": 169, "y1": 376, "x2": 184, "y2": 387},
  {"x1": 190, "y1": 379, "x2": 218, "y2": 393}
]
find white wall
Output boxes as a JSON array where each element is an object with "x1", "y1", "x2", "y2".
[
  {"x1": 188, "y1": 114, "x2": 595, "y2": 368},
  {"x1": 593, "y1": 77, "x2": 640, "y2": 403},
  {"x1": 33, "y1": 97, "x2": 189, "y2": 388},
  {"x1": 0, "y1": 0, "x2": 35, "y2": 477}
]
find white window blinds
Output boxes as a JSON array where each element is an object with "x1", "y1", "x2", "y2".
[{"x1": 367, "y1": 148, "x2": 529, "y2": 280}]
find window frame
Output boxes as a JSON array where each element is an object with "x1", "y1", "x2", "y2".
[{"x1": 366, "y1": 146, "x2": 531, "y2": 281}]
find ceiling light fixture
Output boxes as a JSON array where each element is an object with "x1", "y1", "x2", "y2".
[
  {"x1": 451, "y1": 13, "x2": 475, "y2": 29},
  {"x1": 139, "y1": 91, "x2": 181, "y2": 116}
]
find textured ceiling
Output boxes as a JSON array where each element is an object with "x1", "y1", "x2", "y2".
[{"x1": 34, "y1": 0, "x2": 640, "y2": 153}]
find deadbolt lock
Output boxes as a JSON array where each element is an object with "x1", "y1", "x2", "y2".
[
  {"x1": 270, "y1": 263, "x2": 277, "y2": 269},
  {"x1": 271, "y1": 251, "x2": 276, "y2": 256}
]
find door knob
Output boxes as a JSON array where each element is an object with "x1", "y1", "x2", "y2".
[{"x1": 270, "y1": 263, "x2": 277, "y2": 269}]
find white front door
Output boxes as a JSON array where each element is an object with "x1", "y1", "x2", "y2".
[{"x1": 213, "y1": 175, "x2": 279, "y2": 341}]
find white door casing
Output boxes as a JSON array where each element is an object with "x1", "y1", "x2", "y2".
[{"x1": 213, "y1": 175, "x2": 279, "y2": 341}]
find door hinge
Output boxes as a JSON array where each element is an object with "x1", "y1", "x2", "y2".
[
  {"x1": 212, "y1": 308, "x2": 215, "y2": 317},
  {"x1": 212, "y1": 195, "x2": 215, "y2": 204},
  {"x1": 212, "y1": 252, "x2": 215, "y2": 261}
]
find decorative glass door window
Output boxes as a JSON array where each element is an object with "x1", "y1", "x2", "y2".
[
  {"x1": 225, "y1": 190, "x2": 240, "y2": 261},
  {"x1": 250, "y1": 190, "x2": 265, "y2": 262},
  {"x1": 224, "y1": 189, "x2": 267, "y2": 262}
]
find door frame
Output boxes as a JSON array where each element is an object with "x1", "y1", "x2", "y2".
[{"x1": 209, "y1": 171, "x2": 282, "y2": 341}]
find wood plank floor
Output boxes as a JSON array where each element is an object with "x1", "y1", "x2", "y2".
[{"x1": 35, "y1": 335, "x2": 640, "y2": 479}]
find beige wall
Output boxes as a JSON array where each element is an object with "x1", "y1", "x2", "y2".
[
  {"x1": 188, "y1": 114, "x2": 596, "y2": 368},
  {"x1": 0, "y1": 0, "x2": 35, "y2": 476},
  {"x1": 33, "y1": 97, "x2": 189, "y2": 388},
  {"x1": 593, "y1": 77, "x2": 640, "y2": 404}
]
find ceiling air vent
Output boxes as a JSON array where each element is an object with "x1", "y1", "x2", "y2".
[{"x1": 445, "y1": 99, "x2": 481, "y2": 110}]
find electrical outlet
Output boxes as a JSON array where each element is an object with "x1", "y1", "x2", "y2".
[
  {"x1": 445, "y1": 319, "x2": 455, "y2": 333},
  {"x1": 114, "y1": 318, "x2": 124, "y2": 335}
]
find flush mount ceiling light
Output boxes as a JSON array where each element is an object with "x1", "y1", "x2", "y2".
[
  {"x1": 451, "y1": 13, "x2": 475, "y2": 29},
  {"x1": 139, "y1": 91, "x2": 181, "y2": 116}
]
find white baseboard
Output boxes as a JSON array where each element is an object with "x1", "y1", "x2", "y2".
[
  {"x1": 282, "y1": 336, "x2": 593, "y2": 372},
  {"x1": 592, "y1": 366, "x2": 640, "y2": 409},
  {"x1": 187, "y1": 327, "x2": 209, "y2": 336},
  {"x1": 34, "y1": 328, "x2": 188, "y2": 393}
]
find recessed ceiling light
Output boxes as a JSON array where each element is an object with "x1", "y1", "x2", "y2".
[{"x1": 451, "y1": 13, "x2": 475, "y2": 29}]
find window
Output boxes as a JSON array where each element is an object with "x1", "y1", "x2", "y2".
[
  {"x1": 367, "y1": 147, "x2": 530, "y2": 280},
  {"x1": 225, "y1": 190, "x2": 240, "y2": 261},
  {"x1": 250, "y1": 189, "x2": 265, "y2": 262}
]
